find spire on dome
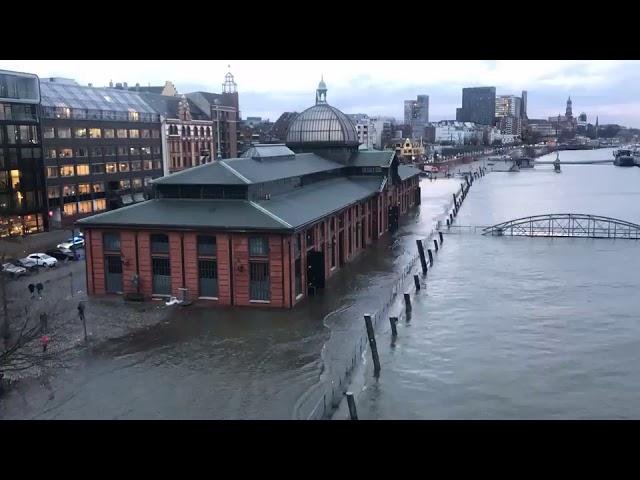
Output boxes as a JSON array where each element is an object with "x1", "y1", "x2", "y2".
[{"x1": 316, "y1": 75, "x2": 327, "y2": 105}]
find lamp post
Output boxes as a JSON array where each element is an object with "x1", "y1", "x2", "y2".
[{"x1": 214, "y1": 99, "x2": 222, "y2": 160}]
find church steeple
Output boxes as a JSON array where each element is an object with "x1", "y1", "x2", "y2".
[
  {"x1": 316, "y1": 75, "x2": 327, "y2": 105},
  {"x1": 565, "y1": 95, "x2": 573, "y2": 118}
]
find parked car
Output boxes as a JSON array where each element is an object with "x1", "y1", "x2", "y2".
[
  {"x1": 17, "y1": 257, "x2": 39, "y2": 271},
  {"x1": 2, "y1": 262, "x2": 27, "y2": 278},
  {"x1": 57, "y1": 236, "x2": 85, "y2": 250},
  {"x1": 45, "y1": 248, "x2": 75, "y2": 261},
  {"x1": 25, "y1": 253, "x2": 58, "y2": 268}
]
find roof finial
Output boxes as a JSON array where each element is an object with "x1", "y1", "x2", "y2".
[{"x1": 316, "y1": 76, "x2": 327, "y2": 105}]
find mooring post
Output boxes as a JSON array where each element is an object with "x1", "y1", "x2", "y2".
[
  {"x1": 427, "y1": 248, "x2": 433, "y2": 266},
  {"x1": 449, "y1": 213, "x2": 453, "y2": 223},
  {"x1": 433, "y1": 238, "x2": 439, "y2": 252},
  {"x1": 404, "y1": 293, "x2": 411, "y2": 313},
  {"x1": 446, "y1": 218, "x2": 450, "y2": 228},
  {"x1": 364, "y1": 314, "x2": 381, "y2": 375},
  {"x1": 389, "y1": 317, "x2": 398, "y2": 337},
  {"x1": 345, "y1": 392, "x2": 358, "y2": 420},
  {"x1": 416, "y1": 239, "x2": 428, "y2": 275},
  {"x1": 413, "y1": 274, "x2": 420, "y2": 291},
  {"x1": 439, "y1": 231, "x2": 444, "y2": 245}
]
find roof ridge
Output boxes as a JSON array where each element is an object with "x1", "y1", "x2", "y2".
[
  {"x1": 249, "y1": 201, "x2": 293, "y2": 229},
  {"x1": 219, "y1": 160, "x2": 251, "y2": 184}
]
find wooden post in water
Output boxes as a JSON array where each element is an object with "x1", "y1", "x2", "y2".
[
  {"x1": 427, "y1": 248, "x2": 434, "y2": 266},
  {"x1": 389, "y1": 317, "x2": 398, "y2": 337},
  {"x1": 403, "y1": 293, "x2": 411, "y2": 313},
  {"x1": 416, "y1": 239, "x2": 428, "y2": 275},
  {"x1": 446, "y1": 219, "x2": 450, "y2": 229},
  {"x1": 439, "y1": 231, "x2": 444, "y2": 245},
  {"x1": 345, "y1": 392, "x2": 358, "y2": 420},
  {"x1": 364, "y1": 314, "x2": 381, "y2": 375},
  {"x1": 449, "y1": 213, "x2": 453, "y2": 223},
  {"x1": 413, "y1": 274, "x2": 420, "y2": 291},
  {"x1": 433, "y1": 239, "x2": 439, "y2": 252}
]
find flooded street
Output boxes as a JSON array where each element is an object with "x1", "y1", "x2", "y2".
[
  {"x1": 1, "y1": 175, "x2": 465, "y2": 419},
  {"x1": 350, "y1": 150, "x2": 640, "y2": 419}
]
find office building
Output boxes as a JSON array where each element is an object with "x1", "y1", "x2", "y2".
[{"x1": 459, "y1": 87, "x2": 496, "y2": 126}]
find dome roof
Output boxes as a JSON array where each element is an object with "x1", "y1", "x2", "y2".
[{"x1": 286, "y1": 103, "x2": 358, "y2": 145}]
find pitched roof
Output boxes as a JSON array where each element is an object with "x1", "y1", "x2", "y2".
[
  {"x1": 137, "y1": 92, "x2": 208, "y2": 119},
  {"x1": 153, "y1": 152, "x2": 344, "y2": 186},
  {"x1": 75, "y1": 198, "x2": 289, "y2": 231},
  {"x1": 348, "y1": 150, "x2": 394, "y2": 167},
  {"x1": 257, "y1": 176, "x2": 382, "y2": 229},
  {"x1": 397, "y1": 164, "x2": 421, "y2": 181}
]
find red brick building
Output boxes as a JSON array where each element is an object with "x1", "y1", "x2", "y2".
[{"x1": 77, "y1": 80, "x2": 421, "y2": 308}]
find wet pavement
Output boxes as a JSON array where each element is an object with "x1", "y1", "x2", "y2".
[{"x1": 0, "y1": 168, "x2": 480, "y2": 420}]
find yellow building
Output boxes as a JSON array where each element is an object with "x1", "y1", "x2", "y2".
[{"x1": 394, "y1": 138, "x2": 425, "y2": 163}]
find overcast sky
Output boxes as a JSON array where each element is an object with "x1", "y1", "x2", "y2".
[{"x1": 4, "y1": 60, "x2": 640, "y2": 127}]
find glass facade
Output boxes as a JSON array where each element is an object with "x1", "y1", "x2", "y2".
[{"x1": 0, "y1": 70, "x2": 46, "y2": 237}]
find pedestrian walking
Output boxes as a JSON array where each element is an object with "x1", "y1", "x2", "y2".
[
  {"x1": 36, "y1": 282, "x2": 43, "y2": 299},
  {"x1": 77, "y1": 301, "x2": 85, "y2": 321},
  {"x1": 28, "y1": 283, "x2": 35, "y2": 299},
  {"x1": 40, "y1": 312, "x2": 48, "y2": 334},
  {"x1": 41, "y1": 334, "x2": 49, "y2": 353}
]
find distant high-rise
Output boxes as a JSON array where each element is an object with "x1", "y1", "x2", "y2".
[
  {"x1": 521, "y1": 90, "x2": 528, "y2": 119},
  {"x1": 495, "y1": 95, "x2": 521, "y2": 119},
  {"x1": 460, "y1": 87, "x2": 496, "y2": 126},
  {"x1": 404, "y1": 95, "x2": 429, "y2": 139}
]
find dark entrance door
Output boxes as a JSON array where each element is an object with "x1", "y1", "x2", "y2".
[
  {"x1": 388, "y1": 205, "x2": 399, "y2": 233},
  {"x1": 338, "y1": 230, "x2": 345, "y2": 267},
  {"x1": 152, "y1": 257, "x2": 171, "y2": 295},
  {"x1": 105, "y1": 255, "x2": 123, "y2": 293},
  {"x1": 307, "y1": 251, "x2": 325, "y2": 291}
]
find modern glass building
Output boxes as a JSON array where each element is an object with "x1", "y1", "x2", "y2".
[
  {"x1": 460, "y1": 87, "x2": 496, "y2": 126},
  {"x1": 40, "y1": 78, "x2": 164, "y2": 228},
  {"x1": 0, "y1": 70, "x2": 47, "y2": 237}
]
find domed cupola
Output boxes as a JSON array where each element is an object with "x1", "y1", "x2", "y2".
[{"x1": 286, "y1": 77, "x2": 359, "y2": 152}]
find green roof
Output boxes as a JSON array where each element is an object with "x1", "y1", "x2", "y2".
[
  {"x1": 348, "y1": 150, "x2": 394, "y2": 168},
  {"x1": 76, "y1": 199, "x2": 290, "y2": 231},
  {"x1": 397, "y1": 164, "x2": 421, "y2": 181}
]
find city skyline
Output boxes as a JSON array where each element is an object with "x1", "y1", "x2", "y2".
[{"x1": 2, "y1": 60, "x2": 640, "y2": 127}]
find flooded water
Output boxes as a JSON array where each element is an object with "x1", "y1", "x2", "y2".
[{"x1": 352, "y1": 148, "x2": 640, "y2": 419}]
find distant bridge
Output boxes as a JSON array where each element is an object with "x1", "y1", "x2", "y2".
[{"x1": 482, "y1": 214, "x2": 640, "y2": 239}]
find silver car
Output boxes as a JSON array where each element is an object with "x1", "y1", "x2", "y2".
[{"x1": 2, "y1": 262, "x2": 27, "y2": 278}]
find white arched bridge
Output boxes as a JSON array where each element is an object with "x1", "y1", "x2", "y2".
[{"x1": 482, "y1": 214, "x2": 640, "y2": 239}]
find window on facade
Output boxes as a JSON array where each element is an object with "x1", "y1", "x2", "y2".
[
  {"x1": 46, "y1": 167, "x2": 58, "y2": 178},
  {"x1": 92, "y1": 182, "x2": 104, "y2": 193},
  {"x1": 249, "y1": 237, "x2": 269, "y2": 256},
  {"x1": 104, "y1": 232, "x2": 120, "y2": 252},
  {"x1": 116, "y1": 129, "x2": 127, "y2": 138},
  {"x1": 63, "y1": 203, "x2": 77, "y2": 216},
  {"x1": 76, "y1": 164, "x2": 89, "y2": 176},
  {"x1": 119, "y1": 179, "x2": 131, "y2": 189},
  {"x1": 129, "y1": 147, "x2": 140, "y2": 156},
  {"x1": 152, "y1": 129, "x2": 160, "y2": 138},
  {"x1": 74, "y1": 127, "x2": 87, "y2": 138},
  {"x1": 132, "y1": 177, "x2": 142, "y2": 188},
  {"x1": 103, "y1": 128, "x2": 115, "y2": 138},
  {"x1": 93, "y1": 198, "x2": 106, "y2": 211},
  {"x1": 130, "y1": 161, "x2": 141, "y2": 171},
  {"x1": 144, "y1": 177, "x2": 153, "y2": 186},
  {"x1": 62, "y1": 184, "x2": 75, "y2": 197},
  {"x1": 47, "y1": 186, "x2": 59, "y2": 199},
  {"x1": 90, "y1": 147, "x2": 102, "y2": 158},
  {"x1": 89, "y1": 128, "x2": 101, "y2": 138},
  {"x1": 197, "y1": 235, "x2": 216, "y2": 257},
  {"x1": 57, "y1": 148, "x2": 72, "y2": 158},
  {"x1": 141, "y1": 129, "x2": 151, "y2": 138},
  {"x1": 150, "y1": 234, "x2": 169, "y2": 254},
  {"x1": 75, "y1": 148, "x2": 88, "y2": 158},
  {"x1": 103, "y1": 146, "x2": 116, "y2": 156},
  {"x1": 106, "y1": 163, "x2": 117, "y2": 173},
  {"x1": 119, "y1": 162, "x2": 129, "y2": 172},
  {"x1": 5, "y1": 126, "x2": 17, "y2": 144},
  {"x1": 46, "y1": 148, "x2": 57, "y2": 159},
  {"x1": 117, "y1": 146, "x2": 127, "y2": 156},
  {"x1": 153, "y1": 146, "x2": 161, "y2": 155},
  {"x1": 153, "y1": 160, "x2": 162, "y2": 170},
  {"x1": 143, "y1": 160, "x2": 153, "y2": 170},
  {"x1": 59, "y1": 165, "x2": 74, "y2": 177},
  {"x1": 141, "y1": 147, "x2": 151, "y2": 155},
  {"x1": 43, "y1": 127, "x2": 55, "y2": 139},
  {"x1": 91, "y1": 163, "x2": 105, "y2": 174},
  {"x1": 129, "y1": 129, "x2": 140, "y2": 139},
  {"x1": 55, "y1": 127, "x2": 70, "y2": 139},
  {"x1": 78, "y1": 200, "x2": 92, "y2": 214},
  {"x1": 18, "y1": 125, "x2": 38, "y2": 144},
  {"x1": 77, "y1": 183, "x2": 91, "y2": 194}
]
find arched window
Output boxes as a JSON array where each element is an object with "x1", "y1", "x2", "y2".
[
  {"x1": 186, "y1": 126, "x2": 191, "y2": 136},
  {"x1": 200, "y1": 127, "x2": 205, "y2": 136},
  {"x1": 205, "y1": 127, "x2": 211, "y2": 136},
  {"x1": 194, "y1": 126, "x2": 199, "y2": 137},
  {"x1": 181, "y1": 126, "x2": 186, "y2": 136}
]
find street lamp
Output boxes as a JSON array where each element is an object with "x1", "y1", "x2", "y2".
[{"x1": 214, "y1": 99, "x2": 222, "y2": 160}]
